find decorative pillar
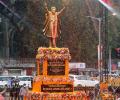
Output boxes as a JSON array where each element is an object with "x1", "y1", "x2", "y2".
[
  {"x1": 43, "y1": 59, "x2": 48, "y2": 76},
  {"x1": 65, "y1": 60, "x2": 69, "y2": 77},
  {"x1": 36, "y1": 59, "x2": 40, "y2": 75}
]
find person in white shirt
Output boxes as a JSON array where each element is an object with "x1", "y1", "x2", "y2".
[{"x1": 19, "y1": 84, "x2": 28, "y2": 100}]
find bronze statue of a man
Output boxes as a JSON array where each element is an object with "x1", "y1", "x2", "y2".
[{"x1": 43, "y1": 3, "x2": 65, "y2": 48}]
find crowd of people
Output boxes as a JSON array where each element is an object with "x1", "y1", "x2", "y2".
[{"x1": 0, "y1": 81, "x2": 30, "y2": 100}]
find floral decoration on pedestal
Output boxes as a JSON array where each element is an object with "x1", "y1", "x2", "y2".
[{"x1": 36, "y1": 47, "x2": 71, "y2": 61}]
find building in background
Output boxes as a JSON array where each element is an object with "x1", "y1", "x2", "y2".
[{"x1": 0, "y1": 58, "x2": 35, "y2": 76}]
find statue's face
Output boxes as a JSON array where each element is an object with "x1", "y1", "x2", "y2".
[{"x1": 51, "y1": 7, "x2": 56, "y2": 13}]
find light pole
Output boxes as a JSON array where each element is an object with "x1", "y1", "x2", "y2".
[
  {"x1": 0, "y1": 18, "x2": 1, "y2": 23},
  {"x1": 86, "y1": 16, "x2": 102, "y2": 82}
]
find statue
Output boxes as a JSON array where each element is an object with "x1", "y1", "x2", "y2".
[{"x1": 43, "y1": 2, "x2": 65, "y2": 48}]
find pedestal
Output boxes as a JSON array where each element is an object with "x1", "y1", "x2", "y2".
[{"x1": 32, "y1": 47, "x2": 73, "y2": 93}]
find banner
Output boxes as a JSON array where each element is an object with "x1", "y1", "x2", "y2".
[
  {"x1": 69, "y1": 63, "x2": 86, "y2": 69},
  {"x1": 41, "y1": 84, "x2": 73, "y2": 92}
]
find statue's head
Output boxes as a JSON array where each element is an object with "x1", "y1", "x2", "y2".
[{"x1": 51, "y1": 6, "x2": 56, "y2": 13}]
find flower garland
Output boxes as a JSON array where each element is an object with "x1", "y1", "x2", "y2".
[
  {"x1": 36, "y1": 47, "x2": 71, "y2": 61},
  {"x1": 31, "y1": 92, "x2": 84, "y2": 99},
  {"x1": 34, "y1": 76, "x2": 73, "y2": 83}
]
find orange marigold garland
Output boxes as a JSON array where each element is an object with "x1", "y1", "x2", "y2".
[{"x1": 36, "y1": 47, "x2": 71, "y2": 61}]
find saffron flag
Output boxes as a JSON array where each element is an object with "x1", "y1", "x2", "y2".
[
  {"x1": 99, "y1": 0, "x2": 120, "y2": 18},
  {"x1": 99, "y1": 0, "x2": 112, "y2": 6},
  {"x1": 102, "y1": 0, "x2": 111, "y2": 4},
  {"x1": 98, "y1": 0, "x2": 114, "y2": 14}
]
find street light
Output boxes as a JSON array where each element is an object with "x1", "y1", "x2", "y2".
[
  {"x1": 86, "y1": 16, "x2": 102, "y2": 82},
  {"x1": 0, "y1": 18, "x2": 1, "y2": 23}
]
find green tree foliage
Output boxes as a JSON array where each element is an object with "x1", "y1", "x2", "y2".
[
  {"x1": 21, "y1": 0, "x2": 99, "y2": 67},
  {"x1": 7, "y1": 0, "x2": 98, "y2": 67},
  {"x1": 4, "y1": 0, "x2": 120, "y2": 67}
]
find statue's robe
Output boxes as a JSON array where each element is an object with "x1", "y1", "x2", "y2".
[{"x1": 43, "y1": 11, "x2": 61, "y2": 39}]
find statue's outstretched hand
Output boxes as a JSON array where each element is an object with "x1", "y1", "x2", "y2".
[
  {"x1": 44, "y1": 2, "x2": 47, "y2": 7},
  {"x1": 44, "y1": 2, "x2": 49, "y2": 12},
  {"x1": 43, "y1": 28, "x2": 46, "y2": 35}
]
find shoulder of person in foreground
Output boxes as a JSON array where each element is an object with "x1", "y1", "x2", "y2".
[{"x1": 0, "y1": 86, "x2": 7, "y2": 95}]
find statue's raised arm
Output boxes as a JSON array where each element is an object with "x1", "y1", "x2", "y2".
[
  {"x1": 58, "y1": 6, "x2": 65, "y2": 15},
  {"x1": 44, "y1": 2, "x2": 49, "y2": 12}
]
